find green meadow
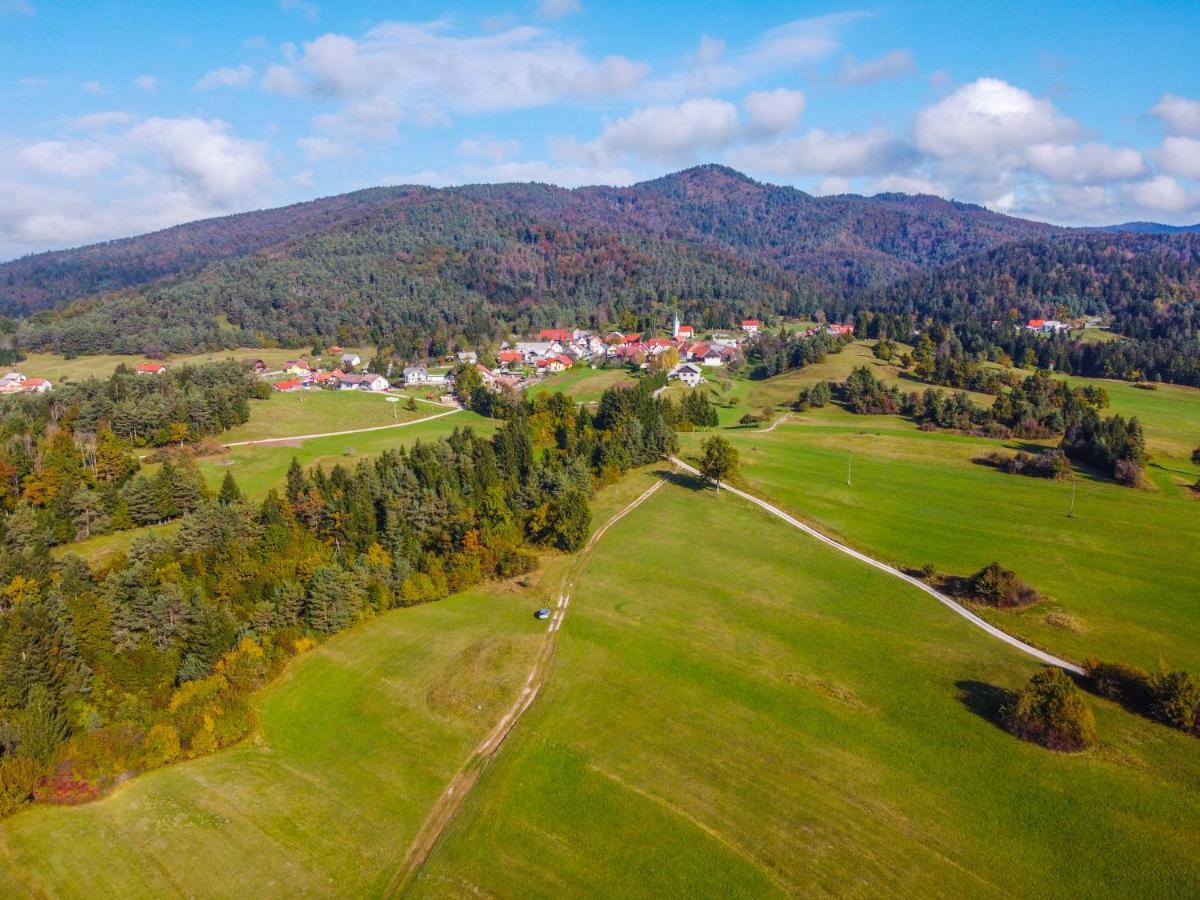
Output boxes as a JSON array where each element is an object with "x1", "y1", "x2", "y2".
[
  {"x1": 218, "y1": 390, "x2": 430, "y2": 444},
  {"x1": 413, "y1": 475, "x2": 1200, "y2": 897},
  {"x1": 0, "y1": 584, "x2": 547, "y2": 898},
  {"x1": 17, "y1": 348, "x2": 369, "y2": 384},
  {"x1": 526, "y1": 366, "x2": 637, "y2": 403}
]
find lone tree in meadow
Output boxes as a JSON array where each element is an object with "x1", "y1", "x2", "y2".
[
  {"x1": 1003, "y1": 667, "x2": 1096, "y2": 752},
  {"x1": 699, "y1": 435, "x2": 739, "y2": 492}
]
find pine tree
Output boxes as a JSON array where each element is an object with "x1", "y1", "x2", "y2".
[{"x1": 218, "y1": 470, "x2": 242, "y2": 505}]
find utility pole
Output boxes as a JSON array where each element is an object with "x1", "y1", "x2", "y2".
[
  {"x1": 1068, "y1": 473, "x2": 1076, "y2": 518},
  {"x1": 847, "y1": 451, "x2": 853, "y2": 487}
]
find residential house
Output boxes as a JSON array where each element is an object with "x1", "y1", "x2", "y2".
[
  {"x1": 327, "y1": 344, "x2": 343, "y2": 355},
  {"x1": 136, "y1": 362, "x2": 167, "y2": 375},
  {"x1": 271, "y1": 378, "x2": 303, "y2": 392},
  {"x1": 338, "y1": 373, "x2": 389, "y2": 391},
  {"x1": 514, "y1": 341, "x2": 558, "y2": 362},
  {"x1": 497, "y1": 349, "x2": 523, "y2": 368},
  {"x1": 669, "y1": 363, "x2": 704, "y2": 387},
  {"x1": 741, "y1": 319, "x2": 762, "y2": 334},
  {"x1": 536, "y1": 355, "x2": 571, "y2": 373},
  {"x1": 403, "y1": 365, "x2": 429, "y2": 386},
  {"x1": 22, "y1": 378, "x2": 51, "y2": 393},
  {"x1": 1026, "y1": 319, "x2": 1069, "y2": 334},
  {"x1": 284, "y1": 359, "x2": 311, "y2": 377},
  {"x1": 241, "y1": 358, "x2": 267, "y2": 374},
  {"x1": 456, "y1": 350, "x2": 478, "y2": 365},
  {"x1": 0, "y1": 372, "x2": 25, "y2": 389},
  {"x1": 538, "y1": 328, "x2": 573, "y2": 342},
  {"x1": 827, "y1": 323, "x2": 855, "y2": 337},
  {"x1": 341, "y1": 352, "x2": 362, "y2": 369}
]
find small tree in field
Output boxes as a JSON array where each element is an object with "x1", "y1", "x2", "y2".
[
  {"x1": 699, "y1": 435, "x2": 738, "y2": 492},
  {"x1": 1003, "y1": 667, "x2": 1096, "y2": 751},
  {"x1": 218, "y1": 470, "x2": 242, "y2": 505}
]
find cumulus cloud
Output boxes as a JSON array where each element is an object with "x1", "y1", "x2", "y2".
[
  {"x1": 130, "y1": 117, "x2": 271, "y2": 203},
  {"x1": 18, "y1": 140, "x2": 117, "y2": 177},
  {"x1": 728, "y1": 127, "x2": 912, "y2": 177},
  {"x1": 742, "y1": 88, "x2": 806, "y2": 138},
  {"x1": 262, "y1": 20, "x2": 648, "y2": 139},
  {"x1": 1151, "y1": 94, "x2": 1200, "y2": 136},
  {"x1": 1121, "y1": 175, "x2": 1196, "y2": 214},
  {"x1": 1158, "y1": 136, "x2": 1200, "y2": 179},
  {"x1": 596, "y1": 99, "x2": 741, "y2": 164},
  {"x1": 194, "y1": 64, "x2": 255, "y2": 91},
  {"x1": 836, "y1": 49, "x2": 915, "y2": 86},
  {"x1": 1024, "y1": 142, "x2": 1146, "y2": 185},
  {"x1": 915, "y1": 78, "x2": 1077, "y2": 160},
  {"x1": 536, "y1": 0, "x2": 582, "y2": 19},
  {"x1": 134, "y1": 74, "x2": 159, "y2": 92}
]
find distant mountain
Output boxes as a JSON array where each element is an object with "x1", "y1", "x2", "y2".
[
  {"x1": 2, "y1": 165, "x2": 1196, "y2": 358},
  {"x1": 1099, "y1": 222, "x2": 1200, "y2": 235}
]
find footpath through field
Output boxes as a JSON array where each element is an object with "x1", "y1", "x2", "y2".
[
  {"x1": 669, "y1": 455, "x2": 1085, "y2": 675},
  {"x1": 222, "y1": 405, "x2": 461, "y2": 448},
  {"x1": 389, "y1": 477, "x2": 668, "y2": 894}
]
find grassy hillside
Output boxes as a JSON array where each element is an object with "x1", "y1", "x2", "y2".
[
  {"x1": 216, "y1": 390, "x2": 431, "y2": 445},
  {"x1": 678, "y1": 402, "x2": 1200, "y2": 671},
  {"x1": 414, "y1": 474, "x2": 1200, "y2": 897},
  {"x1": 15, "y1": 348, "x2": 368, "y2": 384},
  {"x1": 526, "y1": 367, "x2": 637, "y2": 404},
  {"x1": 0, "y1": 585, "x2": 546, "y2": 898}
]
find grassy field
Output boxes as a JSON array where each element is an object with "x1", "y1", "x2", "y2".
[
  {"x1": 0, "y1": 584, "x2": 547, "y2": 898},
  {"x1": 679, "y1": 404, "x2": 1200, "y2": 671},
  {"x1": 218, "y1": 390, "x2": 430, "y2": 444},
  {"x1": 16, "y1": 348, "x2": 369, "y2": 384},
  {"x1": 199, "y1": 409, "x2": 492, "y2": 498},
  {"x1": 526, "y1": 366, "x2": 637, "y2": 403},
  {"x1": 414, "y1": 474, "x2": 1200, "y2": 897}
]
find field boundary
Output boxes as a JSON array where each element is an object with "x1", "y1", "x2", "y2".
[
  {"x1": 670, "y1": 456, "x2": 1085, "y2": 675},
  {"x1": 388, "y1": 476, "x2": 667, "y2": 894},
  {"x1": 222, "y1": 406, "x2": 461, "y2": 448}
]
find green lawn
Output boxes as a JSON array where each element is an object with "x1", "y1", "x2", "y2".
[
  {"x1": 198, "y1": 410, "x2": 494, "y2": 498},
  {"x1": 679, "y1": 405, "x2": 1200, "y2": 671},
  {"x1": 0, "y1": 585, "x2": 546, "y2": 898},
  {"x1": 413, "y1": 475, "x2": 1200, "y2": 897},
  {"x1": 218, "y1": 390, "x2": 428, "y2": 444},
  {"x1": 527, "y1": 367, "x2": 637, "y2": 404}
]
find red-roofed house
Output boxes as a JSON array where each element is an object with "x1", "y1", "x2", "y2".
[
  {"x1": 622, "y1": 333, "x2": 642, "y2": 344},
  {"x1": 21, "y1": 378, "x2": 51, "y2": 393},
  {"x1": 645, "y1": 337, "x2": 674, "y2": 349},
  {"x1": 741, "y1": 319, "x2": 762, "y2": 334},
  {"x1": 497, "y1": 349, "x2": 522, "y2": 367},
  {"x1": 136, "y1": 363, "x2": 167, "y2": 375},
  {"x1": 676, "y1": 324, "x2": 694, "y2": 338},
  {"x1": 827, "y1": 323, "x2": 855, "y2": 336},
  {"x1": 272, "y1": 378, "x2": 303, "y2": 392},
  {"x1": 536, "y1": 357, "x2": 567, "y2": 373},
  {"x1": 539, "y1": 328, "x2": 572, "y2": 341},
  {"x1": 686, "y1": 341, "x2": 711, "y2": 361}
]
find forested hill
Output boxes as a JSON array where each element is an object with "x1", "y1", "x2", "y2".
[{"x1": 2, "y1": 165, "x2": 1197, "y2": 359}]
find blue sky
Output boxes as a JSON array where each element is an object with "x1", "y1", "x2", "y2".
[{"x1": 1, "y1": 0, "x2": 1198, "y2": 259}]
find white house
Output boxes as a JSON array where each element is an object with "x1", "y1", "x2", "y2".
[
  {"x1": 402, "y1": 365, "x2": 428, "y2": 385},
  {"x1": 0, "y1": 372, "x2": 26, "y2": 388},
  {"x1": 456, "y1": 350, "x2": 478, "y2": 365},
  {"x1": 341, "y1": 352, "x2": 362, "y2": 369},
  {"x1": 669, "y1": 363, "x2": 704, "y2": 387},
  {"x1": 741, "y1": 319, "x2": 762, "y2": 334},
  {"x1": 514, "y1": 341, "x2": 559, "y2": 362},
  {"x1": 338, "y1": 373, "x2": 389, "y2": 391},
  {"x1": 22, "y1": 378, "x2": 52, "y2": 393}
]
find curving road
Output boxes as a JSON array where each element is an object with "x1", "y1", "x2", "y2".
[{"x1": 670, "y1": 456, "x2": 1084, "y2": 675}]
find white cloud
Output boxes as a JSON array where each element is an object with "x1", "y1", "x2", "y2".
[
  {"x1": 261, "y1": 20, "x2": 648, "y2": 141},
  {"x1": 1151, "y1": 94, "x2": 1200, "y2": 137},
  {"x1": 1024, "y1": 142, "x2": 1146, "y2": 185},
  {"x1": 536, "y1": 0, "x2": 582, "y2": 19},
  {"x1": 1121, "y1": 175, "x2": 1196, "y2": 214},
  {"x1": 296, "y1": 136, "x2": 359, "y2": 162},
  {"x1": 914, "y1": 78, "x2": 1077, "y2": 160},
  {"x1": 18, "y1": 140, "x2": 117, "y2": 177},
  {"x1": 742, "y1": 88, "x2": 806, "y2": 138},
  {"x1": 130, "y1": 117, "x2": 272, "y2": 203},
  {"x1": 597, "y1": 98, "x2": 741, "y2": 164},
  {"x1": 194, "y1": 64, "x2": 255, "y2": 91},
  {"x1": 456, "y1": 137, "x2": 523, "y2": 161},
  {"x1": 1158, "y1": 136, "x2": 1200, "y2": 179},
  {"x1": 61, "y1": 110, "x2": 135, "y2": 131},
  {"x1": 728, "y1": 127, "x2": 911, "y2": 177},
  {"x1": 133, "y1": 74, "x2": 159, "y2": 92},
  {"x1": 80, "y1": 80, "x2": 108, "y2": 96},
  {"x1": 837, "y1": 49, "x2": 915, "y2": 86}
]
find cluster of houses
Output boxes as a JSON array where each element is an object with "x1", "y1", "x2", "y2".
[
  {"x1": 269, "y1": 348, "x2": 394, "y2": 393},
  {"x1": 1025, "y1": 318, "x2": 1071, "y2": 334},
  {"x1": 0, "y1": 372, "x2": 52, "y2": 394}
]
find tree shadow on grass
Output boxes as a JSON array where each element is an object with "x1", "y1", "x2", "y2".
[
  {"x1": 658, "y1": 467, "x2": 710, "y2": 492},
  {"x1": 955, "y1": 680, "x2": 1015, "y2": 733}
]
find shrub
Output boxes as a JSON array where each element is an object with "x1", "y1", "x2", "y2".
[
  {"x1": 1085, "y1": 659, "x2": 1152, "y2": 711},
  {"x1": 1114, "y1": 458, "x2": 1144, "y2": 486},
  {"x1": 1003, "y1": 667, "x2": 1096, "y2": 751},
  {"x1": 0, "y1": 756, "x2": 40, "y2": 816},
  {"x1": 968, "y1": 562, "x2": 1041, "y2": 608},
  {"x1": 1148, "y1": 666, "x2": 1200, "y2": 733}
]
